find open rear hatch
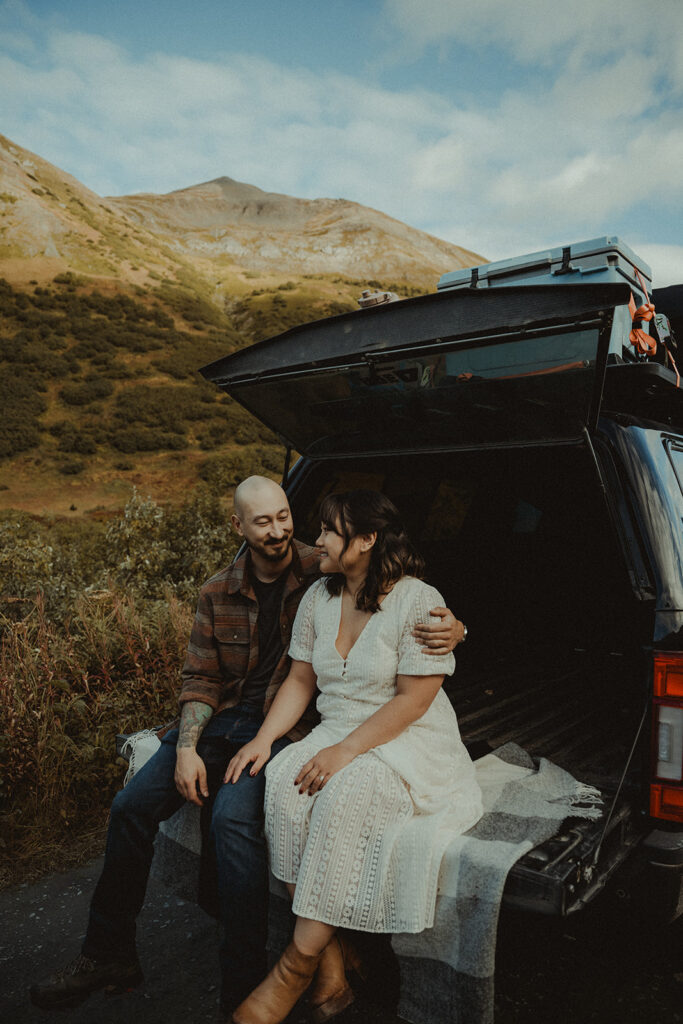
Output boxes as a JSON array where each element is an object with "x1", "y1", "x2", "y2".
[
  {"x1": 200, "y1": 282, "x2": 654, "y2": 915},
  {"x1": 201, "y1": 283, "x2": 635, "y2": 454}
]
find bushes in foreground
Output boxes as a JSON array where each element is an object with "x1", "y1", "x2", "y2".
[
  {"x1": 0, "y1": 487, "x2": 243, "y2": 885},
  {"x1": 0, "y1": 488, "x2": 241, "y2": 619},
  {"x1": 0, "y1": 589, "x2": 192, "y2": 884}
]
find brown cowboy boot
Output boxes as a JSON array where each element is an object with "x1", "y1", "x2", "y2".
[
  {"x1": 307, "y1": 935, "x2": 358, "y2": 1023},
  {"x1": 231, "y1": 941, "x2": 322, "y2": 1024}
]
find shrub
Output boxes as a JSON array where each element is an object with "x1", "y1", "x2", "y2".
[
  {"x1": 103, "y1": 492, "x2": 171, "y2": 597},
  {"x1": 0, "y1": 516, "x2": 55, "y2": 605},
  {"x1": 53, "y1": 272, "x2": 84, "y2": 286},
  {"x1": 58, "y1": 431, "x2": 97, "y2": 455},
  {"x1": 0, "y1": 378, "x2": 47, "y2": 459},
  {"x1": 110, "y1": 427, "x2": 188, "y2": 453},
  {"x1": 159, "y1": 489, "x2": 239, "y2": 600},
  {"x1": 58, "y1": 458, "x2": 85, "y2": 475},
  {"x1": 197, "y1": 428, "x2": 223, "y2": 450},
  {"x1": 0, "y1": 486, "x2": 243, "y2": 884},
  {"x1": 59, "y1": 378, "x2": 114, "y2": 406},
  {"x1": 199, "y1": 444, "x2": 284, "y2": 492},
  {"x1": 156, "y1": 283, "x2": 228, "y2": 329},
  {"x1": 0, "y1": 589, "x2": 192, "y2": 884},
  {"x1": 0, "y1": 513, "x2": 105, "y2": 623},
  {"x1": 0, "y1": 423, "x2": 42, "y2": 460},
  {"x1": 101, "y1": 489, "x2": 237, "y2": 601}
]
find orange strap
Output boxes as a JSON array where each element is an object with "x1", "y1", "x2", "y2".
[
  {"x1": 628, "y1": 268, "x2": 680, "y2": 386},
  {"x1": 628, "y1": 292, "x2": 657, "y2": 355},
  {"x1": 665, "y1": 343, "x2": 681, "y2": 388}
]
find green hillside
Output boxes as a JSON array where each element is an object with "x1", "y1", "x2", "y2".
[{"x1": 0, "y1": 270, "x2": 421, "y2": 514}]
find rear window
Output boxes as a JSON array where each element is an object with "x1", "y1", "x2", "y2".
[{"x1": 232, "y1": 326, "x2": 604, "y2": 457}]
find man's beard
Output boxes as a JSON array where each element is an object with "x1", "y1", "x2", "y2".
[{"x1": 247, "y1": 532, "x2": 293, "y2": 563}]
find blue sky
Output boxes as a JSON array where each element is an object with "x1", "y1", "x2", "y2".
[{"x1": 2, "y1": 0, "x2": 683, "y2": 285}]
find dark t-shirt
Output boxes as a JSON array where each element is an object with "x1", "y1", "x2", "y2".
[{"x1": 241, "y1": 571, "x2": 289, "y2": 707}]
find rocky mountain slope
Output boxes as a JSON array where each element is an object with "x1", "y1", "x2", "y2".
[
  {"x1": 0, "y1": 134, "x2": 186, "y2": 289},
  {"x1": 0, "y1": 134, "x2": 481, "y2": 292},
  {"x1": 0, "y1": 134, "x2": 484, "y2": 515},
  {"x1": 110, "y1": 175, "x2": 481, "y2": 284}
]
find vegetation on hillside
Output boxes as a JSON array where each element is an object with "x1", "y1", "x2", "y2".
[
  {"x1": 0, "y1": 272, "x2": 426, "y2": 509},
  {"x1": 226, "y1": 274, "x2": 424, "y2": 343},
  {"x1": 0, "y1": 271, "x2": 419, "y2": 458},
  {"x1": 0, "y1": 273, "x2": 278, "y2": 464}
]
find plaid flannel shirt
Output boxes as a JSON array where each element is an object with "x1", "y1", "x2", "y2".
[{"x1": 178, "y1": 538, "x2": 321, "y2": 741}]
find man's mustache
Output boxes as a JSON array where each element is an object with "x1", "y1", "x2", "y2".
[{"x1": 265, "y1": 533, "x2": 292, "y2": 545}]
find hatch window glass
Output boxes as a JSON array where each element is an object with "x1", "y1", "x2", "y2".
[{"x1": 231, "y1": 327, "x2": 603, "y2": 457}]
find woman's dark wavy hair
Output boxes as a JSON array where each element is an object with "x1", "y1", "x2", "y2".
[{"x1": 319, "y1": 489, "x2": 424, "y2": 612}]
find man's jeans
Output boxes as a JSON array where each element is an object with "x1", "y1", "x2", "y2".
[{"x1": 83, "y1": 705, "x2": 289, "y2": 1011}]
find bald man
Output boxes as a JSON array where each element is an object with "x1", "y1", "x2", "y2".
[{"x1": 31, "y1": 477, "x2": 463, "y2": 1016}]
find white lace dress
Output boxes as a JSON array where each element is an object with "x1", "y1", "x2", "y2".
[{"x1": 264, "y1": 576, "x2": 483, "y2": 934}]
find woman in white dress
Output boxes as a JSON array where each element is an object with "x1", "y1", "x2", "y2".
[{"x1": 225, "y1": 490, "x2": 482, "y2": 1024}]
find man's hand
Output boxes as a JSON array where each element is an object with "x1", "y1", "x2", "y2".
[
  {"x1": 174, "y1": 700, "x2": 213, "y2": 804},
  {"x1": 174, "y1": 748, "x2": 209, "y2": 806},
  {"x1": 412, "y1": 606, "x2": 465, "y2": 655}
]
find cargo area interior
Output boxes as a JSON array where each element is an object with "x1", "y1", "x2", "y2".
[{"x1": 291, "y1": 442, "x2": 649, "y2": 797}]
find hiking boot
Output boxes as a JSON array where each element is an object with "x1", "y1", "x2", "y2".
[
  {"x1": 308, "y1": 935, "x2": 358, "y2": 1022},
  {"x1": 30, "y1": 952, "x2": 143, "y2": 1010}
]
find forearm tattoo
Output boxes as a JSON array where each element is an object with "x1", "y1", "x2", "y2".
[{"x1": 177, "y1": 701, "x2": 213, "y2": 749}]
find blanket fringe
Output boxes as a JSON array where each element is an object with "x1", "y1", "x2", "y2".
[
  {"x1": 120, "y1": 728, "x2": 161, "y2": 786},
  {"x1": 563, "y1": 782, "x2": 603, "y2": 819}
]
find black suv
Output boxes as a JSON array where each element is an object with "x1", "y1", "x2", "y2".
[{"x1": 202, "y1": 276, "x2": 683, "y2": 923}]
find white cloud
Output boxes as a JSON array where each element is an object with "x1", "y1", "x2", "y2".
[{"x1": 384, "y1": 0, "x2": 683, "y2": 74}]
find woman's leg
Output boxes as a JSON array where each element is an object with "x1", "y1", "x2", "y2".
[
  {"x1": 292, "y1": 915, "x2": 335, "y2": 956},
  {"x1": 290, "y1": 754, "x2": 412, "y2": 932},
  {"x1": 233, "y1": 748, "x2": 359, "y2": 1022},
  {"x1": 296, "y1": 916, "x2": 357, "y2": 1023},
  {"x1": 230, "y1": 914, "x2": 353, "y2": 1024}
]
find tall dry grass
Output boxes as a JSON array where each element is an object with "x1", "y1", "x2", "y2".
[
  {"x1": 0, "y1": 487, "x2": 245, "y2": 886},
  {"x1": 0, "y1": 588, "x2": 193, "y2": 886}
]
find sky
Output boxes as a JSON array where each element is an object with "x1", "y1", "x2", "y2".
[{"x1": 2, "y1": 0, "x2": 683, "y2": 286}]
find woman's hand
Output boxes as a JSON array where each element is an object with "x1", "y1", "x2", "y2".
[
  {"x1": 294, "y1": 743, "x2": 356, "y2": 795},
  {"x1": 224, "y1": 737, "x2": 272, "y2": 784}
]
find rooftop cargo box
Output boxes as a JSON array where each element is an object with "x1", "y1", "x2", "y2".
[{"x1": 438, "y1": 236, "x2": 652, "y2": 308}]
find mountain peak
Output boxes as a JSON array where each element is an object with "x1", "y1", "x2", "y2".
[
  {"x1": 168, "y1": 175, "x2": 270, "y2": 202},
  {"x1": 0, "y1": 132, "x2": 484, "y2": 287}
]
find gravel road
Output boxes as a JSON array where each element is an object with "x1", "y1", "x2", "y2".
[{"x1": 1, "y1": 857, "x2": 681, "y2": 1024}]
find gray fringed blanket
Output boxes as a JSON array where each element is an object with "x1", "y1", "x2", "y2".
[
  {"x1": 392, "y1": 742, "x2": 603, "y2": 1024},
  {"x1": 132, "y1": 737, "x2": 602, "y2": 1024}
]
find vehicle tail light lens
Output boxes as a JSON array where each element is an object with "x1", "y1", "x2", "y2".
[
  {"x1": 653, "y1": 652, "x2": 683, "y2": 699},
  {"x1": 650, "y1": 784, "x2": 683, "y2": 821},
  {"x1": 654, "y1": 705, "x2": 683, "y2": 780},
  {"x1": 651, "y1": 653, "x2": 683, "y2": 823}
]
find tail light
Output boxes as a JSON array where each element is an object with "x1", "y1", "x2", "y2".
[{"x1": 650, "y1": 652, "x2": 683, "y2": 822}]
